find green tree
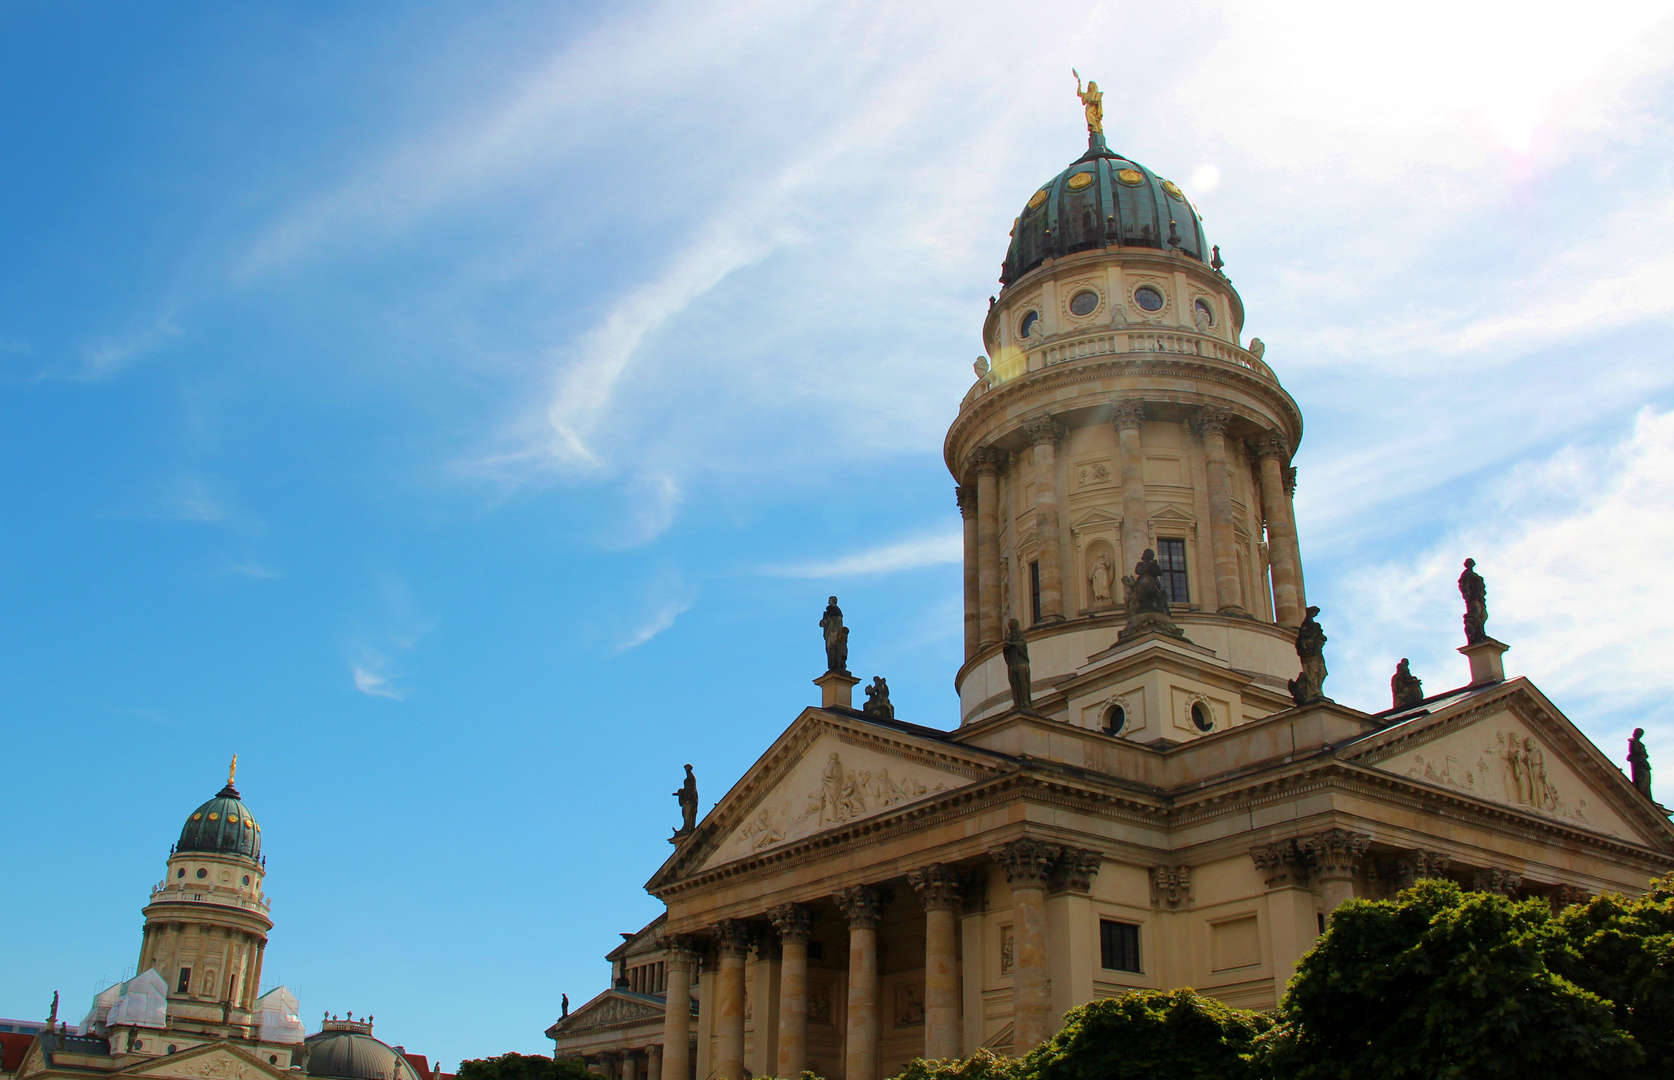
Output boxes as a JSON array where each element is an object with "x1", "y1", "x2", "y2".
[
  {"x1": 1549, "y1": 873, "x2": 1674, "y2": 1079},
  {"x1": 457, "y1": 1053, "x2": 593, "y2": 1080},
  {"x1": 1259, "y1": 878, "x2": 1640, "y2": 1079},
  {"x1": 891, "y1": 1049, "x2": 1025, "y2": 1080},
  {"x1": 1026, "y1": 990, "x2": 1270, "y2": 1080}
]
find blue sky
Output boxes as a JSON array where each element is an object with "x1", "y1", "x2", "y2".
[{"x1": 4, "y1": 0, "x2": 1674, "y2": 1069}]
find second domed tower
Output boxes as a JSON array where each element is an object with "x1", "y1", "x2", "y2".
[{"x1": 948, "y1": 104, "x2": 1308, "y2": 734}]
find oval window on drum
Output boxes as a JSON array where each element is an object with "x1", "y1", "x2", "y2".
[
  {"x1": 1019, "y1": 310, "x2": 1040, "y2": 339},
  {"x1": 1194, "y1": 298, "x2": 1214, "y2": 325},
  {"x1": 1069, "y1": 290, "x2": 1100, "y2": 316},
  {"x1": 1134, "y1": 286, "x2": 1165, "y2": 312}
]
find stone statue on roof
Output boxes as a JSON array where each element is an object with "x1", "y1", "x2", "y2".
[
  {"x1": 820, "y1": 596, "x2": 850, "y2": 674},
  {"x1": 1392, "y1": 658, "x2": 1424, "y2": 709},
  {"x1": 1629, "y1": 728, "x2": 1653, "y2": 802},
  {"x1": 1288, "y1": 606, "x2": 1329, "y2": 706},
  {"x1": 863, "y1": 677, "x2": 894, "y2": 720},
  {"x1": 1003, "y1": 618, "x2": 1034, "y2": 713},
  {"x1": 672, "y1": 764, "x2": 698, "y2": 838},
  {"x1": 1459, "y1": 558, "x2": 1489, "y2": 643}
]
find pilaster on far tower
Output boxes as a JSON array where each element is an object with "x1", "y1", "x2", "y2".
[{"x1": 946, "y1": 84, "x2": 1308, "y2": 733}]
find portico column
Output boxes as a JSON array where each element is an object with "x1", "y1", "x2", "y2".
[
  {"x1": 834, "y1": 884, "x2": 892, "y2": 1080},
  {"x1": 1024, "y1": 416, "x2": 1066, "y2": 624},
  {"x1": 711, "y1": 921, "x2": 750, "y2": 1080},
  {"x1": 1250, "y1": 840, "x2": 1318, "y2": 991},
  {"x1": 1299, "y1": 829, "x2": 1371, "y2": 920},
  {"x1": 621, "y1": 1054, "x2": 640, "y2": 1080},
  {"x1": 1194, "y1": 407, "x2": 1246, "y2": 614},
  {"x1": 989, "y1": 839, "x2": 1060, "y2": 1051},
  {"x1": 768, "y1": 903, "x2": 816, "y2": 1078},
  {"x1": 1111, "y1": 402, "x2": 1149, "y2": 567},
  {"x1": 970, "y1": 451, "x2": 1004, "y2": 646},
  {"x1": 657, "y1": 937, "x2": 695, "y2": 1080},
  {"x1": 908, "y1": 865, "x2": 965, "y2": 1061},
  {"x1": 646, "y1": 1045, "x2": 662, "y2": 1080},
  {"x1": 1253, "y1": 434, "x2": 1302, "y2": 628},
  {"x1": 957, "y1": 487, "x2": 979, "y2": 657}
]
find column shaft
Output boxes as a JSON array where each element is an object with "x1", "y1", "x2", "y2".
[
  {"x1": 834, "y1": 885, "x2": 891, "y2": 1080},
  {"x1": 1256, "y1": 440, "x2": 1301, "y2": 627},
  {"x1": 974, "y1": 457, "x2": 1002, "y2": 646},
  {"x1": 777, "y1": 939, "x2": 808, "y2": 1077},
  {"x1": 714, "y1": 926, "x2": 748, "y2": 1080},
  {"x1": 1026, "y1": 420, "x2": 1065, "y2": 623},
  {"x1": 622, "y1": 1056, "x2": 640, "y2": 1080},
  {"x1": 659, "y1": 949, "x2": 693, "y2": 1080},
  {"x1": 1113, "y1": 403, "x2": 1149, "y2": 567},
  {"x1": 924, "y1": 906, "x2": 959, "y2": 1059},
  {"x1": 1196, "y1": 412, "x2": 1245, "y2": 614},
  {"x1": 646, "y1": 1046, "x2": 662, "y2": 1080},
  {"x1": 1012, "y1": 883, "x2": 1050, "y2": 1049},
  {"x1": 958, "y1": 488, "x2": 979, "y2": 657}
]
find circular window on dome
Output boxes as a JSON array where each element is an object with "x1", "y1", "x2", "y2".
[
  {"x1": 1105, "y1": 704, "x2": 1126, "y2": 735},
  {"x1": 1161, "y1": 179, "x2": 1185, "y2": 200},
  {"x1": 192, "y1": 813, "x2": 202, "y2": 821},
  {"x1": 1066, "y1": 171, "x2": 1094, "y2": 191},
  {"x1": 1194, "y1": 298, "x2": 1214, "y2": 326},
  {"x1": 196, "y1": 868, "x2": 208, "y2": 879},
  {"x1": 177, "y1": 868, "x2": 186, "y2": 879},
  {"x1": 1116, "y1": 168, "x2": 1143, "y2": 186},
  {"x1": 1134, "y1": 286, "x2": 1165, "y2": 312},
  {"x1": 1191, "y1": 702, "x2": 1214, "y2": 732},
  {"x1": 1019, "y1": 310, "x2": 1040, "y2": 339},
  {"x1": 1069, "y1": 290, "x2": 1100, "y2": 317},
  {"x1": 242, "y1": 875, "x2": 251, "y2": 886},
  {"x1": 207, "y1": 812, "x2": 218, "y2": 821},
  {"x1": 1026, "y1": 188, "x2": 1048, "y2": 211}
]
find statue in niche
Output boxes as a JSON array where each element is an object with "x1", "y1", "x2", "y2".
[
  {"x1": 1629, "y1": 728, "x2": 1653, "y2": 801},
  {"x1": 1459, "y1": 558, "x2": 1489, "y2": 643},
  {"x1": 820, "y1": 596, "x2": 850, "y2": 674},
  {"x1": 1287, "y1": 606, "x2": 1329, "y2": 706},
  {"x1": 1072, "y1": 69, "x2": 1103, "y2": 136},
  {"x1": 1003, "y1": 618, "x2": 1034, "y2": 713},
  {"x1": 671, "y1": 764, "x2": 698, "y2": 838},
  {"x1": 1117, "y1": 549, "x2": 1185, "y2": 642},
  {"x1": 863, "y1": 676, "x2": 894, "y2": 720},
  {"x1": 1391, "y1": 658, "x2": 1424, "y2": 709},
  {"x1": 1089, "y1": 550, "x2": 1114, "y2": 606}
]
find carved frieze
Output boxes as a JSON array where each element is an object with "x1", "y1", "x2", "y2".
[
  {"x1": 1400, "y1": 727, "x2": 1597, "y2": 829},
  {"x1": 564, "y1": 995, "x2": 665, "y2": 1032}
]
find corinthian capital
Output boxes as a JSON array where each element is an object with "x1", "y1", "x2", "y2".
[
  {"x1": 768, "y1": 902, "x2": 817, "y2": 944},
  {"x1": 1251, "y1": 431, "x2": 1291, "y2": 462},
  {"x1": 832, "y1": 884, "x2": 893, "y2": 929},
  {"x1": 964, "y1": 446, "x2": 1005, "y2": 477},
  {"x1": 907, "y1": 864, "x2": 967, "y2": 912},
  {"x1": 988, "y1": 837, "x2": 1062, "y2": 890},
  {"x1": 1249, "y1": 839, "x2": 1308, "y2": 888},
  {"x1": 1021, "y1": 414, "x2": 1066, "y2": 446},
  {"x1": 1297, "y1": 828, "x2": 1371, "y2": 879},
  {"x1": 1110, "y1": 400, "x2": 1146, "y2": 432},
  {"x1": 1049, "y1": 847, "x2": 1103, "y2": 894},
  {"x1": 1191, "y1": 406, "x2": 1232, "y2": 439},
  {"x1": 711, "y1": 918, "x2": 753, "y2": 957},
  {"x1": 955, "y1": 485, "x2": 976, "y2": 518}
]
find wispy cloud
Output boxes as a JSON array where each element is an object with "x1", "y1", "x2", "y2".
[
  {"x1": 224, "y1": 559, "x2": 282, "y2": 580},
  {"x1": 618, "y1": 597, "x2": 693, "y2": 651},
  {"x1": 80, "y1": 315, "x2": 182, "y2": 381},
  {"x1": 764, "y1": 530, "x2": 963, "y2": 579},
  {"x1": 351, "y1": 656, "x2": 405, "y2": 700},
  {"x1": 345, "y1": 575, "x2": 436, "y2": 700}
]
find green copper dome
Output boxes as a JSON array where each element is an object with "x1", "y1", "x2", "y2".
[
  {"x1": 1001, "y1": 133, "x2": 1210, "y2": 285},
  {"x1": 177, "y1": 783, "x2": 262, "y2": 862}
]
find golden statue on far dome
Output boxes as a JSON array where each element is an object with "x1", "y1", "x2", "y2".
[
  {"x1": 228, "y1": 753, "x2": 238, "y2": 787},
  {"x1": 1073, "y1": 69, "x2": 1103, "y2": 136}
]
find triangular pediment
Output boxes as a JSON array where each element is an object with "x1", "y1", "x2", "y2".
[
  {"x1": 658, "y1": 711, "x2": 1004, "y2": 883},
  {"x1": 122, "y1": 1042, "x2": 284, "y2": 1080},
  {"x1": 1151, "y1": 503, "x2": 1195, "y2": 524},
  {"x1": 1069, "y1": 507, "x2": 1121, "y2": 529},
  {"x1": 1348, "y1": 681, "x2": 1671, "y2": 848},
  {"x1": 549, "y1": 991, "x2": 664, "y2": 1037}
]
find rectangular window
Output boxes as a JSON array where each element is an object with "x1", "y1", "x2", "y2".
[
  {"x1": 1099, "y1": 920, "x2": 1141, "y2": 973},
  {"x1": 1157, "y1": 538, "x2": 1189, "y2": 604},
  {"x1": 1029, "y1": 560, "x2": 1042, "y2": 623},
  {"x1": 177, "y1": 967, "x2": 192, "y2": 994}
]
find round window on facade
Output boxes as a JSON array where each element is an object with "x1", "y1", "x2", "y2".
[
  {"x1": 1105, "y1": 704, "x2": 1126, "y2": 735},
  {"x1": 270, "y1": 1057, "x2": 279, "y2": 1065},
  {"x1": 1134, "y1": 286, "x2": 1165, "y2": 312},
  {"x1": 242, "y1": 875, "x2": 251, "y2": 886},
  {"x1": 1191, "y1": 702, "x2": 1213, "y2": 732},
  {"x1": 134, "y1": 1042, "x2": 143, "y2": 1051},
  {"x1": 196, "y1": 868, "x2": 208, "y2": 879},
  {"x1": 167, "y1": 1046, "x2": 178, "y2": 1055},
  {"x1": 176, "y1": 868, "x2": 186, "y2": 879},
  {"x1": 1194, "y1": 298, "x2": 1214, "y2": 325},
  {"x1": 1019, "y1": 310, "x2": 1040, "y2": 339},
  {"x1": 1069, "y1": 290, "x2": 1100, "y2": 317}
]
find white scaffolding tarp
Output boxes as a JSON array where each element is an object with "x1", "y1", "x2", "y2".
[
  {"x1": 255, "y1": 987, "x2": 306, "y2": 1044},
  {"x1": 104, "y1": 970, "x2": 170, "y2": 1030}
]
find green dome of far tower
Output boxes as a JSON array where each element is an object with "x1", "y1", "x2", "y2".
[{"x1": 176, "y1": 759, "x2": 262, "y2": 861}]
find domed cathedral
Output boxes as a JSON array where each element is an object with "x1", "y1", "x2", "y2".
[
  {"x1": 951, "y1": 111, "x2": 1302, "y2": 734},
  {"x1": 8, "y1": 763, "x2": 447, "y2": 1080},
  {"x1": 612, "y1": 81, "x2": 1674, "y2": 1080}
]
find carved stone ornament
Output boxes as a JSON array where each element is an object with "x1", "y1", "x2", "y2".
[
  {"x1": 988, "y1": 837, "x2": 1062, "y2": 890},
  {"x1": 1150, "y1": 865, "x2": 1192, "y2": 908},
  {"x1": 1250, "y1": 431, "x2": 1289, "y2": 462},
  {"x1": 955, "y1": 485, "x2": 975, "y2": 518},
  {"x1": 768, "y1": 902, "x2": 817, "y2": 944},
  {"x1": 1552, "y1": 885, "x2": 1592, "y2": 911},
  {"x1": 1248, "y1": 338, "x2": 1266, "y2": 361},
  {"x1": 565, "y1": 995, "x2": 664, "y2": 1032},
  {"x1": 1249, "y1": 839, "x2": 1308, "y2": 888},
  {"x1": 711, "y1": 919, "x2": 753, "y2": 958},
  {"x1": 1117, "y1": 547, "x2": 1185, "y2": 643},
  {"x1": 1076, "y1": 461, "x2": 1112, "y2": 487},
  {"x1": 1298, "y1": 828, "x2": 1371, "y2": 879},
  {"x1": 1110, "y1": 400, "x2": 1146, "y2": 432},
  {"x1": 1191, "y1": 405, "x2": 1231, "y2": 440},
  {"x1": 1021, "y1": 414, "x2": 1065, "y2": 446},
  {"x1": 1392, "y1": 850, "x2": 1451, "y2": 889},
  {"x1": 965, "y1": 446, "x2": 1005, "y2": 477},
  {"x1": 1459, "y1": 558, "x2": 1489, "y2": 645},
  {"x1": 1402, "y1": 727, "x2": 1594, "y2": 827},
  {"x1": 1049, "y1": 847, "x2": 1103, "y2": 894},
  {"x1": 833, "y1": 883, "x2": 893, "y2": 929},
  {"x1": 1470, "y1": 867, "x2": 1522, "y2": 897},
  {"x1": 1287, "y1": 606, "x2": 1329, "y2": 706},
  {"x1": 653, "y1": 932, "x2": 702, "y2": 964},
  {"x1": 862, "y1": 676, "x2": 895, "y2": 720},
  {"x1": 1391, "y1": 658, "x2": 1424, "y2": 710},
  {"x1": 172, "y1": 1054, "x2": 257, "y2": 1080},
  {"x1": 907, "y1": 864, "x2": 966, "y2": 912}
]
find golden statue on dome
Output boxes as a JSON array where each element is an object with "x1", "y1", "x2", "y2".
[
  {"x1": 1073, "y1": 69, "x2": 1103, "y2": 135},
  {"x1": 227, "y1": 753, "x2": 238, "y2": 787}
]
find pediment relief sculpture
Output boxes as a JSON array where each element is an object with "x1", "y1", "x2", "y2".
[
  {"x1": 565, "y1": 995, "x2": 663, "y2": 1031},
  {"x1": 133, "y1": 1050, "x2": 272, "y2": 1080},
  {"x1": 707, "y1": 739, "x2": 967, "y2": 867}
]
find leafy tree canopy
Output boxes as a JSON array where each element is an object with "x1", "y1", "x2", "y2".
[
  {"x1": 458, "y1": 1053, "x2": 593, "y2": 1080},
  {"x1": 1550, "y1": 872, "x2": 1674, "y2": 1079},
  {"x1": 1029, "y1": 990, "x2": 1271, "y2": 1080}
]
